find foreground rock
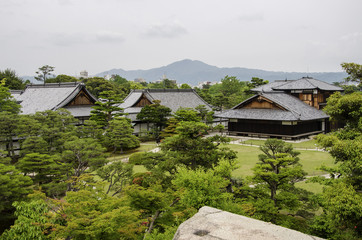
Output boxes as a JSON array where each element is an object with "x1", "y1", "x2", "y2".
[{"x1": 173, "y1": 206, "x2": 324, "y2": 240}]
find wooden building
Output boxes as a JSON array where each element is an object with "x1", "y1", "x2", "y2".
[
  {"x1": 215, "y1": 77, "x2": 343, "y2": 139},
  {"x1": 11, "y1": 82, "x2": 97, "y2": 123},
  {"x1": 119, "y1": 89, "x2": 213, "y2": 134}
]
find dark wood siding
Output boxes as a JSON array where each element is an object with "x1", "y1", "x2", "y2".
[
  {"x1": 228, "y1": 119, "x2": 323, "y2": 137},
  {"x1": 67, "y1": 89, "x2": 94, "y2": 106}
]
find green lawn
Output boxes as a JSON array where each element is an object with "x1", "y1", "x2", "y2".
[
  {"x1": 107, "y1": 141, "x2": 157, "y2": 162},
  {"x1": 228, "y1": 144, "x2": 335, "y2": 177},
  {"x1": 295, "y1": 181, "x2": 324, "y2": 194},
  {"x1": 241, "y1": 139, "x2": 319, "y2": 150}
]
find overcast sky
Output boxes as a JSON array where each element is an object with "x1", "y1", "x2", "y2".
[{"x1": 1, "y1": 0, "x2": 362, "y2": 76}]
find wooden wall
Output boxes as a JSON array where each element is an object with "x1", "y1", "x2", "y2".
[
  {"x1": 67, "y1": 90, "x2": 94, "y2": 106},
  {"x1": 297, "y1": 91, "x2": 331, "y2": 110},
  {"x1": 228, "y1": 119, "x2": 323, "y2": 136},
  {"x1": 135, "y1": 95, "x2": 152, "y2": 107},
  {"x1": 236, "y1": 97, "x2": 283, "y2": 110}
]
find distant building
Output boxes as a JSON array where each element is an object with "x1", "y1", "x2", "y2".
[
  {"x1": 215, "y1": 77, "x2": 344, "y2": 140},
  {"x1": 134, "y1": 78, "x2": 146, "y2": 83},
  {"x1": 11, "y1": 82, "x2": 98, "y2": 124},
  {"x1": 80, "y1": 70, "x2": 88, "y2": 78}
]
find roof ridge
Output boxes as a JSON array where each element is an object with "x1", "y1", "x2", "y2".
[
  {"x1": 122, "y1": 89, "x2": 135, "y2": 103},
  {"x1": 190, "y1": 89, "x2": 214, "y2": 109},
  {"x1": 26, "y1": 82, "x2": 80, "y2": 88},
  {"x1": 304, "y1": 78, "x2": 318, "y2": 89},
  {"x1": 53, "y1": 84, "x2": 81, "y2": 110},
  {"x1": 263, "y1": 93, "x2": 302, "y2": 118}
]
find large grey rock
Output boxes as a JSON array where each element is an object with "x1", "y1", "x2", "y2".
[{"x1": 173, "y1": 206, "x2": 324, "y2": 240}]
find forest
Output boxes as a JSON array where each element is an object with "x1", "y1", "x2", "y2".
[{"x1": 0, "y1": 63, "x2": 361, "y2": 240}]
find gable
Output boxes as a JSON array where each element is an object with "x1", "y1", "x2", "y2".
[
  {"x1": 234, "y1": 95, "x2": 286, "y2": 110},
  {"x1": 66, "y1": 89, "x2": 96, "y2": 106},
  {"x1": 133, "y1": 93, "x2": 153, "y2": 107}
]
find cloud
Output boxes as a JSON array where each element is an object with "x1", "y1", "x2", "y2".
[
  {"x1": 143, "y1": 21, "x2": 188, "y2": 38},
  {"x1": 57, "y1": 0, "x2": 73, "y2": 6},
  {"x1": 49, "y1": 33, "x2": 87, "y2": 47},
  {"x1": 48, "y1": 31, "x2": 125, "y2": 46},
  {"x1": 340, "y1": 32, "x2": 362, "y2": 42},
  {"x1": 238, "y1": 13, "x2": 264, "y2": 22},
  {"x1": 95, "y1": 31, "x2": 125, "y2": 43}
]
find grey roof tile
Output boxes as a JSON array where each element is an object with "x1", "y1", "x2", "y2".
[
  {"x1": 64, "y1": 106, "x2": 94, "y2": 118},
  {"x1": 251, "y1": 80, "x2": 292, "y2": 92},
  {"x1": 272, "y1": 77, "x2": 343, "y2": 91},
  {"x1": 11, "y1": 82, "x2": 97, "y2": 115},
  {"x1": 216, "y1": 92, "x2": 328, "y2": 121},
  {"x1": 120, "y1": 89, "x2": 213, "y2": 113}
]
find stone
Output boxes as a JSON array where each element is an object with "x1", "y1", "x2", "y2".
[{"x1": 173, "y1": 206, "x2": 324, "y2": 240}]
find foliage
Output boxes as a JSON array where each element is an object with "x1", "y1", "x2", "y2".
[
  {"x1": 61, "y1": 137, "x2": 107, "y2": 179},
  {"x1": 90, "y1": 90, "x2": 124, "y2": 128},
  {"x1": 0, "y1": 192, "x2": 51, "y2": 240},
  {"x1": 50, "y1": 189, "x2": 145, "y2": 240},
  {"x1": 341, "y1": 62, "x2": 362, "y2": 86},
  {"x1": 103, "y1": 117, "x2": 139, "y2": 153},
  {"x1": 195, "y1": 75, "x2": 254, "y2": 110},
  {"x1": 97, "y1": 161, "x2": 133, "y2": 196},
  {"x1": 32, "y1": 109, "x2": 78, "y2": 154},
  {"x1": 160, "y1": 117, "x2": 179, "y2": 138},
  {"x1": 173, "y1": 107, "x2": 201, "y2": 122},
  {"x1": 45, "y1": 74, "x2": 78, "y2": 83},
  {"x1": 137, "y1": 100, "x2": 172, "y2": 141},
  {"x1": 0, "y1": 112, "x2": 19, "y2": 160},
  {"x1": 0, "y1": 163, "x2": 33, "y2": 213},
  {"x1": 323, "y1": 91, "x2": 362, "y2": 129},
  {"x1": 161, "y1": 121, "x2": 236, "y2": 169},
  {"x1": 310, "y1": 181, "x2": 362, "y2": 239},
  {"x1": 172, "y1": 165, "x2": 233, "y2": 209},
  {"x1": 251, "y1": 139, "x2": 306, "y2": 208},
  {"x1": 17, "y1": 153, "x2": 66, "y2": 192},
  {"x1": 83, "y1": 77, "x2": 125, "y2": 98},
  {"x1": 0, "y1": 80, "x2": 21, "y2": 114},
  {"x1": 315, "y1": 133, "x2": 362, "y2": 190},
  {"x1": 247, "y1": 77, "x2": 269, "y2": 89},
  {"x1": 148, "y1": 79, "x2": 177, "y2": 89},
  {"x1": 35, "y1": 65, "x2": 55, "y2": 83},
  {"x1": 180, "y1": 83, "x2": 191, "y2": 89},
  {"x1": 195, "y1": 105, "x2": 214, "y2": 124},
  {"x1": 0, "y1": 69, "x2": 26, "y2": 90}
]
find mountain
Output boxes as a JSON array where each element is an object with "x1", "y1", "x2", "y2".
[{"x1": 97, "y1": 59, "x2": 347, "y2": 85}]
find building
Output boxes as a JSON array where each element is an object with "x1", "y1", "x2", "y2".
[
  {"x1": 79, "y1": 70, "x2": 88, "y2": 78},
  {"x1": 214, "y1": 77, "x2": 343, "y2": 139},
  {"x1": 134, "y1": 78, "x2": 146, "y2": 83},
  {"x1": 119, "y1": 89, "x2": 213, "y2": 133},
  {"x1": 11, "y1": 82, "x2": 98, "y2": 123}
]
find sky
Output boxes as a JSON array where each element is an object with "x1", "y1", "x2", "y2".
[{"x1": 1, "y1": 0, "x2": 362, "y2": 76}]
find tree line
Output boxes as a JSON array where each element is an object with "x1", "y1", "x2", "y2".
[{"x1": 0, "y1": 63, "x2": 361, "y2": 239}]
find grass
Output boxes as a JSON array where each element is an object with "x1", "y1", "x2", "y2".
[
  {"x1": 228, "y1": 143, "x2": 335, "y2": 194},
  {"x1": 107, "y1": 141, "x2": 157, "y2": 162},
  {"x1": 241, "y1": 139, "x2": 319, "y2": 150},
  {"x1": 295, "y1": 181, "x2": 324, "y2": 194},
  {"x1": 228, "y1": 144, "x2": 335, "y2": 177}
]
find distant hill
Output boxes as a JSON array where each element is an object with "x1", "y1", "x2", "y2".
[{"x1": 96, "y1": 59, "x2": 348, "y2": 85}]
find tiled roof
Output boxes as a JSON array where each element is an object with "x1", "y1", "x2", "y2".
[
  {"x1": 64, "y1": 105, "x2": 94, "y2": 118},
  {"x1": 251, "y1": 80, "x2": 292, "y2": 93},
  {"x1": 120, "y1": 89, "x2": 213, "y2": 112},
  {"x1": 11, "y1": 82, "x2": 97, "y2": 115},
  {"x1": 252, "y1": 77, "x2": 343, "y2": 93},
  {"x1": 272, "y1": 77, "x2": 343, "y2": 91},
  {"x1": 215, "y1": 92, "x2": 328, "y2": 121}
]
